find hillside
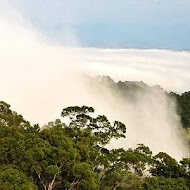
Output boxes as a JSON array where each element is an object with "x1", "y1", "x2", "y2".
[
  {"x1": 0, "y1": 78, "x2": 190, "y2": 189},
  {"x1": 87, "y1": 76, "x2": 190, "y2": 129}
]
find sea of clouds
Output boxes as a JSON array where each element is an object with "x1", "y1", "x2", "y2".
[{"x1": 0, "y1": 4, "x2": 190, "y2": 159}]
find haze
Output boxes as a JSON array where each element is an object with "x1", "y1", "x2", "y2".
[{"x1": 0, "y1": 5, "x2": 190, "y2": 159}]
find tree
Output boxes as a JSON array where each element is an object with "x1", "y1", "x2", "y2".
[
  {"x1": 143, "y1": 177, "x2": 189, "y2": 190},
  {"x1": 61, "y1": 106, "x2": 126, "y2": 146},
  {"x1": 151, "y1": 152, "x2": 182, "y2": 178},
  {"x1": 0, "y1": 165, "x2": 37, "y2": 190},
  {"x1": 61, "y1": 106, "x2": 126, "y2": 189},
  {"x1": 1, "y1": 101, "x2": 190, "y2": 190}
]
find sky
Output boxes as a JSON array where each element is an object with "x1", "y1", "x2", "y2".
[
  {"x1": 5, "y1": 0, "x2": 190, "y2": 50},
  {"x1": 0, "y1": 0, "x2": 190, "y2": 122},
  {"x1": 0, "y1": 0, "x2": 190, "y2": 158},
  {"x1": 0, "y1": 5, "x2": 190, "y2": 124}
]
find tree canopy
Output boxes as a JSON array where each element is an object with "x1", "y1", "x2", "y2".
[{"x1": 0, "y1": 101, "x2": 190, "y2": 190}]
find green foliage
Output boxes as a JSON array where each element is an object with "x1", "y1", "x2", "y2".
[
  {"x1": 0, "y1": 101, "x2": 29, "y2": 127},
  {"x1": 170, "y1": 91, "x2": 190, "y2": 128},
  {"x1": 0, "y1": 165, "x2": 37, "y2": 190},
  {"x1": 143, "y1": 177, "x2": 189, "y2": 190},
  {"x1": 0, "y1": 101, "x2": 190, "y2": 190},
  {"x1": 61, "y1": 106, "x2": 126, "y2": 146},
  {"x1": 151, "y1": 152, "x2": 183, "y2": 178}
]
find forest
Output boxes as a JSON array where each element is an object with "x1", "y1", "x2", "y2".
[{"x1": 1, "y1": 79, "x2": 190, "y2": 190}]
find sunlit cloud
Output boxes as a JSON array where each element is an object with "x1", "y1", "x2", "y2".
[{"x1": 0, "y1": 4, "x2": 190, "y2": 159}]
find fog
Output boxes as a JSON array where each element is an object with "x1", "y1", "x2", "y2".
[
  {"x1": 0, "y1": 10, "x2": 190, "y2": 159},
  {"x1": 84, "y1": 77, "x2": 189, "y2": 159}
]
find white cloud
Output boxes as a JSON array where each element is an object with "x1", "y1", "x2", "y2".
[
  {"x1": 80, "y1": 48, "x2": 190, "y2": 93},
  {"x1": 0, "y1": 6, "x2": 190, "y2": 159}
]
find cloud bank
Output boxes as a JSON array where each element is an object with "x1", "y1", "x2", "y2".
[{"x1": 0, "y1": 6, "x2": 190, "y2": 159}]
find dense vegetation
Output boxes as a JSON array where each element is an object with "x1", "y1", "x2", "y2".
[
  {"x1": 171, "y1": 91, "x2": 190, "y2": 128},
  {"x1": 1, "y1": 100, "x2": 190, "y2": 190}
]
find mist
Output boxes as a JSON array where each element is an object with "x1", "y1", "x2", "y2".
[
  {"x1": 0, "y1": 8, "x2": 190, "y2": 159},
  {"x1": 84, "y1": 77, "x2": 189, "y2": 159}
]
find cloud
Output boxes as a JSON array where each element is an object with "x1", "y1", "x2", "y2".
[
  {"x1": 0, "y1": 5, "x2": 190, "y2": 159},
  {"x1": 85, "y1": 78, "x2": 189, "y2": 159},
  {"x1": 81, "y1": 48, "x2": 190, "y2": 93}
]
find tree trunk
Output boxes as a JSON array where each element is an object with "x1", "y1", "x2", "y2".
[
  {"x1": 38, "y1": 173, "x2": 47, "y2": 190},
  {"x1": 47, "y1": 175, "x2": 56, "y2": 190},
  {"x1": 67, "y1": 179, "x2": 80, "y2": 190}
]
